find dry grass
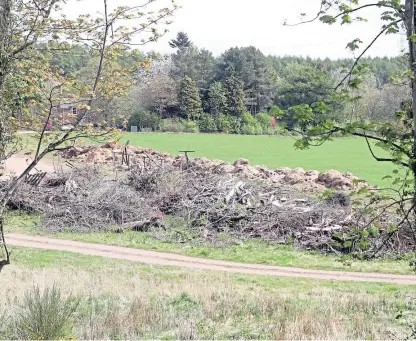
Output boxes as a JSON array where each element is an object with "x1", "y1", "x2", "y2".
[{"x1": 0, "y1": 248, "x2": 413, "y2": 340}]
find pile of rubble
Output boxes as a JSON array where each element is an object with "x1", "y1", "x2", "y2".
[
  {"x1": 189, "y1": 157, "x2": 370, "y2": 192},
  {"x1": 58, "y1": 142, "x2": 373, "y2": 192}
]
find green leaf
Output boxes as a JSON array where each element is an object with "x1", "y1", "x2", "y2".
[
  {"x1": 361, "y1": 230, "x2": 369, "y2": 238},
  {"x1": 339, "y1": 4, "x2": 352, "y2": 12},
  {"x1": 355, "y1": 16, "x2": 368, "y2": 22},
  {"x1": 320, "y1": 15, "x2": 336, "y2": 24},
  {"x1": 344, "y1": 241, "x2": 353, "y2": 248},
  {"x1": 386, "y1": 25, "x2": 399, "y2": 34},
  {"x1": 341, "y1": 14, "x2": 352, "y2": 25},
  {"x1": 362, "y1": 208, "x2": 373, "y2": 215},
  {"x1": 369, "y1": 227, "x2": 380, "y2": 237},
  {"x1": 294, "y1": 138, "x2": 309, "y2": 150},
  {"x1": 359, "y1": 240, "x2": 370, "y2": 251},
  {"x1": 346, "y1": 38, "x2": 363, "y2": 51},
  {"x1": 348, "y1": 78, "x2": 363, "y2": 89}
]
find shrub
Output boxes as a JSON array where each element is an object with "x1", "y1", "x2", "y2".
[
  {"x1": 198, "y1": 113, "x2": 217, "y2": 133},
  {"x1": 268, "y1": 105, "x2": 284, "y2": 118},
  {"x1": 241, "y1": 112, "x2": 266, "y2": 135},
  {"x1": 262, "y1": 126, "x2": 277, "y2": 135},
  {"x1": 216, "y1": 114, "x2": 242, "y2": 134},
  {"x1": 242, "y1": 112, "x2": 257, "y2": 125},
  {"x1": 15, "y1": 285, "x2": 80, "y2": 340},
  {"x1": 240, "y1": 123, "x2": 263, "y2": 135},
  {"x1": 238, "y1": 113, "x2": 263, "y2": 135},
  {"x1": 229, "y1": 116, "x2": 242, "y2": 134},
  {"x1": 216, "y1": 114, "x2": 232, "y2": 133},
  {"x1": 160, "y1": 118, "x2": 186, "y2": 133},
  {"x1": 128, "y1": 108, "x2": 160, "y2": 132},
  {"x1": 256, "y1": 113, "x2": 272, "y2": 129},
  {"x1": 140, "y1": 127, "x2": 153, "y2": 133},
  {"x1": 184, "y1": 120, "x2": 199, "y2": 133}
]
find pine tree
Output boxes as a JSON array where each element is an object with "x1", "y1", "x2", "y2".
[
  {"x1": 169, "y1": 31, "x2": 191, "y2": 50},
  {"x1": 224, "y1": 67, "x2": 246, "y2": 117},
  {"x1": 208, "y1": 82, "x2": 227, "y2": 117},
  {"x1": 179, "y1": 76, "x2": 202, "y2": 120}
]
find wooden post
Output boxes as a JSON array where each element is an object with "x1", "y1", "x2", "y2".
[{"x1": 178, "y1": 150, "x2": 195, "y2": 170}]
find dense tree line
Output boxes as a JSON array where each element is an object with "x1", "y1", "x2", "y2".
[{"x1": 47, "y1": 32, "x2": 408, "y2": 134}]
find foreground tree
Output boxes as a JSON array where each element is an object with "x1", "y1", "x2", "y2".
[
  {"x1": 284, "y1": 0, "x2": 416, "y2": 256},
  {"x1": 0, "y1": 0, "x2": 177, "y2": 270}
]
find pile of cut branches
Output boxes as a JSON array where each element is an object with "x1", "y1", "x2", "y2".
[
  {"x1": 5, "y1": 166, "x2": 415, "y2": 255},
  {"x1": 7, "y1": 167, "x2": 154, "y2": 232},
  {"x1": 149, "y1": 171, "x2": 352, "y2": 251}
]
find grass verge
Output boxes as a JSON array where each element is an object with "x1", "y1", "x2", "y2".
[
  {"x1": 0, "y1": 247, "x2": 414, "y2": 339},
  {"x1": 7, "y1": 213, "x2": 416, "y2": 275}
]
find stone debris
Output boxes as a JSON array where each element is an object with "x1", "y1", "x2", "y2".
[{"x1": 58, "y1": 142, "x2": 374, "y2": 192}]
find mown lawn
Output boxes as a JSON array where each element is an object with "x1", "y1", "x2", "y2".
[
  {"x1": 119, "y1": 133, "x2": 396, "y2": 187},
  {"x1": 20, "y1": 132, "x2": 398, "y2": 186}
]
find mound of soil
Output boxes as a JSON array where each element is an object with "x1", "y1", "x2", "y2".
[{"x1": 58, "y1": 142, "x2": 374, "y2": 192}]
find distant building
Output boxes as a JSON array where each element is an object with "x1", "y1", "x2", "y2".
[{"x1": 57, "y1": 103, "x2": 79, "y2": 117}]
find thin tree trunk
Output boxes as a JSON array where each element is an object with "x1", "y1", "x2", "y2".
[
  {"x1": 406, "y1": 0, "x2": 416, "y2": 228},
  {"x1": 0, "y1": 0, "x2": 11, "y2": 88},
  {"x1": 0, "y1": 0, "x2": 11, "y2": 270}
]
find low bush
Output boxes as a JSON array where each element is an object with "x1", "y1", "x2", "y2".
[
  {"x1": 216, "y1": 114, "x2": 232, "y2": 133},
  {"x1": 140, "y1": 127, "x2": 153, "y2": 133},
  {"x1": 241, "y1": 123, "x2": 263, "y2": 135},
  {"x1": 262, "y1": 126, "x2": 277, "y2": 135},
  {"x1": 216, "y1": 114, "x2": 241, "y2": 134},
  {"x1": 256, "y1": 113, "x2": 272, "y2": 129},
  {"x1": 229, "y1": 116, "x2": 242, "y2": 134},
  {"x1": 128, "y1": 109, "x2": 161, "y2": 132},
  {"x1": 184, "y1": 120, "x2": 200, "y2": 133},
  {"x1": 242, "y1": 112, "x2": 257, "y2": 125},
  {"x1": 14, "y1": 285, "x2": 79, "y2": 340},
  {"x1": 198, "y1": 114, "x2": 217, "y2": 133},
  {"x1": 160, "y1": 118, "x2": 186, "y2": 133}
]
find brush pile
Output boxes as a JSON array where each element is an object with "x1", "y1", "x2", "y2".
[
  {"x1": 5, "y1": 164, "x2": 414, "y2": 255},
  {"x1": 7, "y1": 168, "x2": 154, "y2": 233}
]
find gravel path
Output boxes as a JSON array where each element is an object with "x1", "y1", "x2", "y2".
[{"x1": 6, "y1": 233, "x2": 416, "y2": 285}]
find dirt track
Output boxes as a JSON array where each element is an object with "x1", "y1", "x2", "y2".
[
  {"x1": 6, "y1": 233, "x2": 416, "y2": 285},
  {"x1": 3, "y1": 155, "x2": 57, "y2": 176}
]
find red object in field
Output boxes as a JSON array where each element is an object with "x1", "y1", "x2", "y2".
[{"x1": 46, "y1": 121, "x2": 52, "y2": 130}]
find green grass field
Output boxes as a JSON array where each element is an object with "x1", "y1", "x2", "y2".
[{"x1": 119, "y1": 133, "x2": 396, "y2": 187}]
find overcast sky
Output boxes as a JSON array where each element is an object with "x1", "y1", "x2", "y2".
[{"x1": 68, "y1": 0, "x2": 407, "y2": 59}]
